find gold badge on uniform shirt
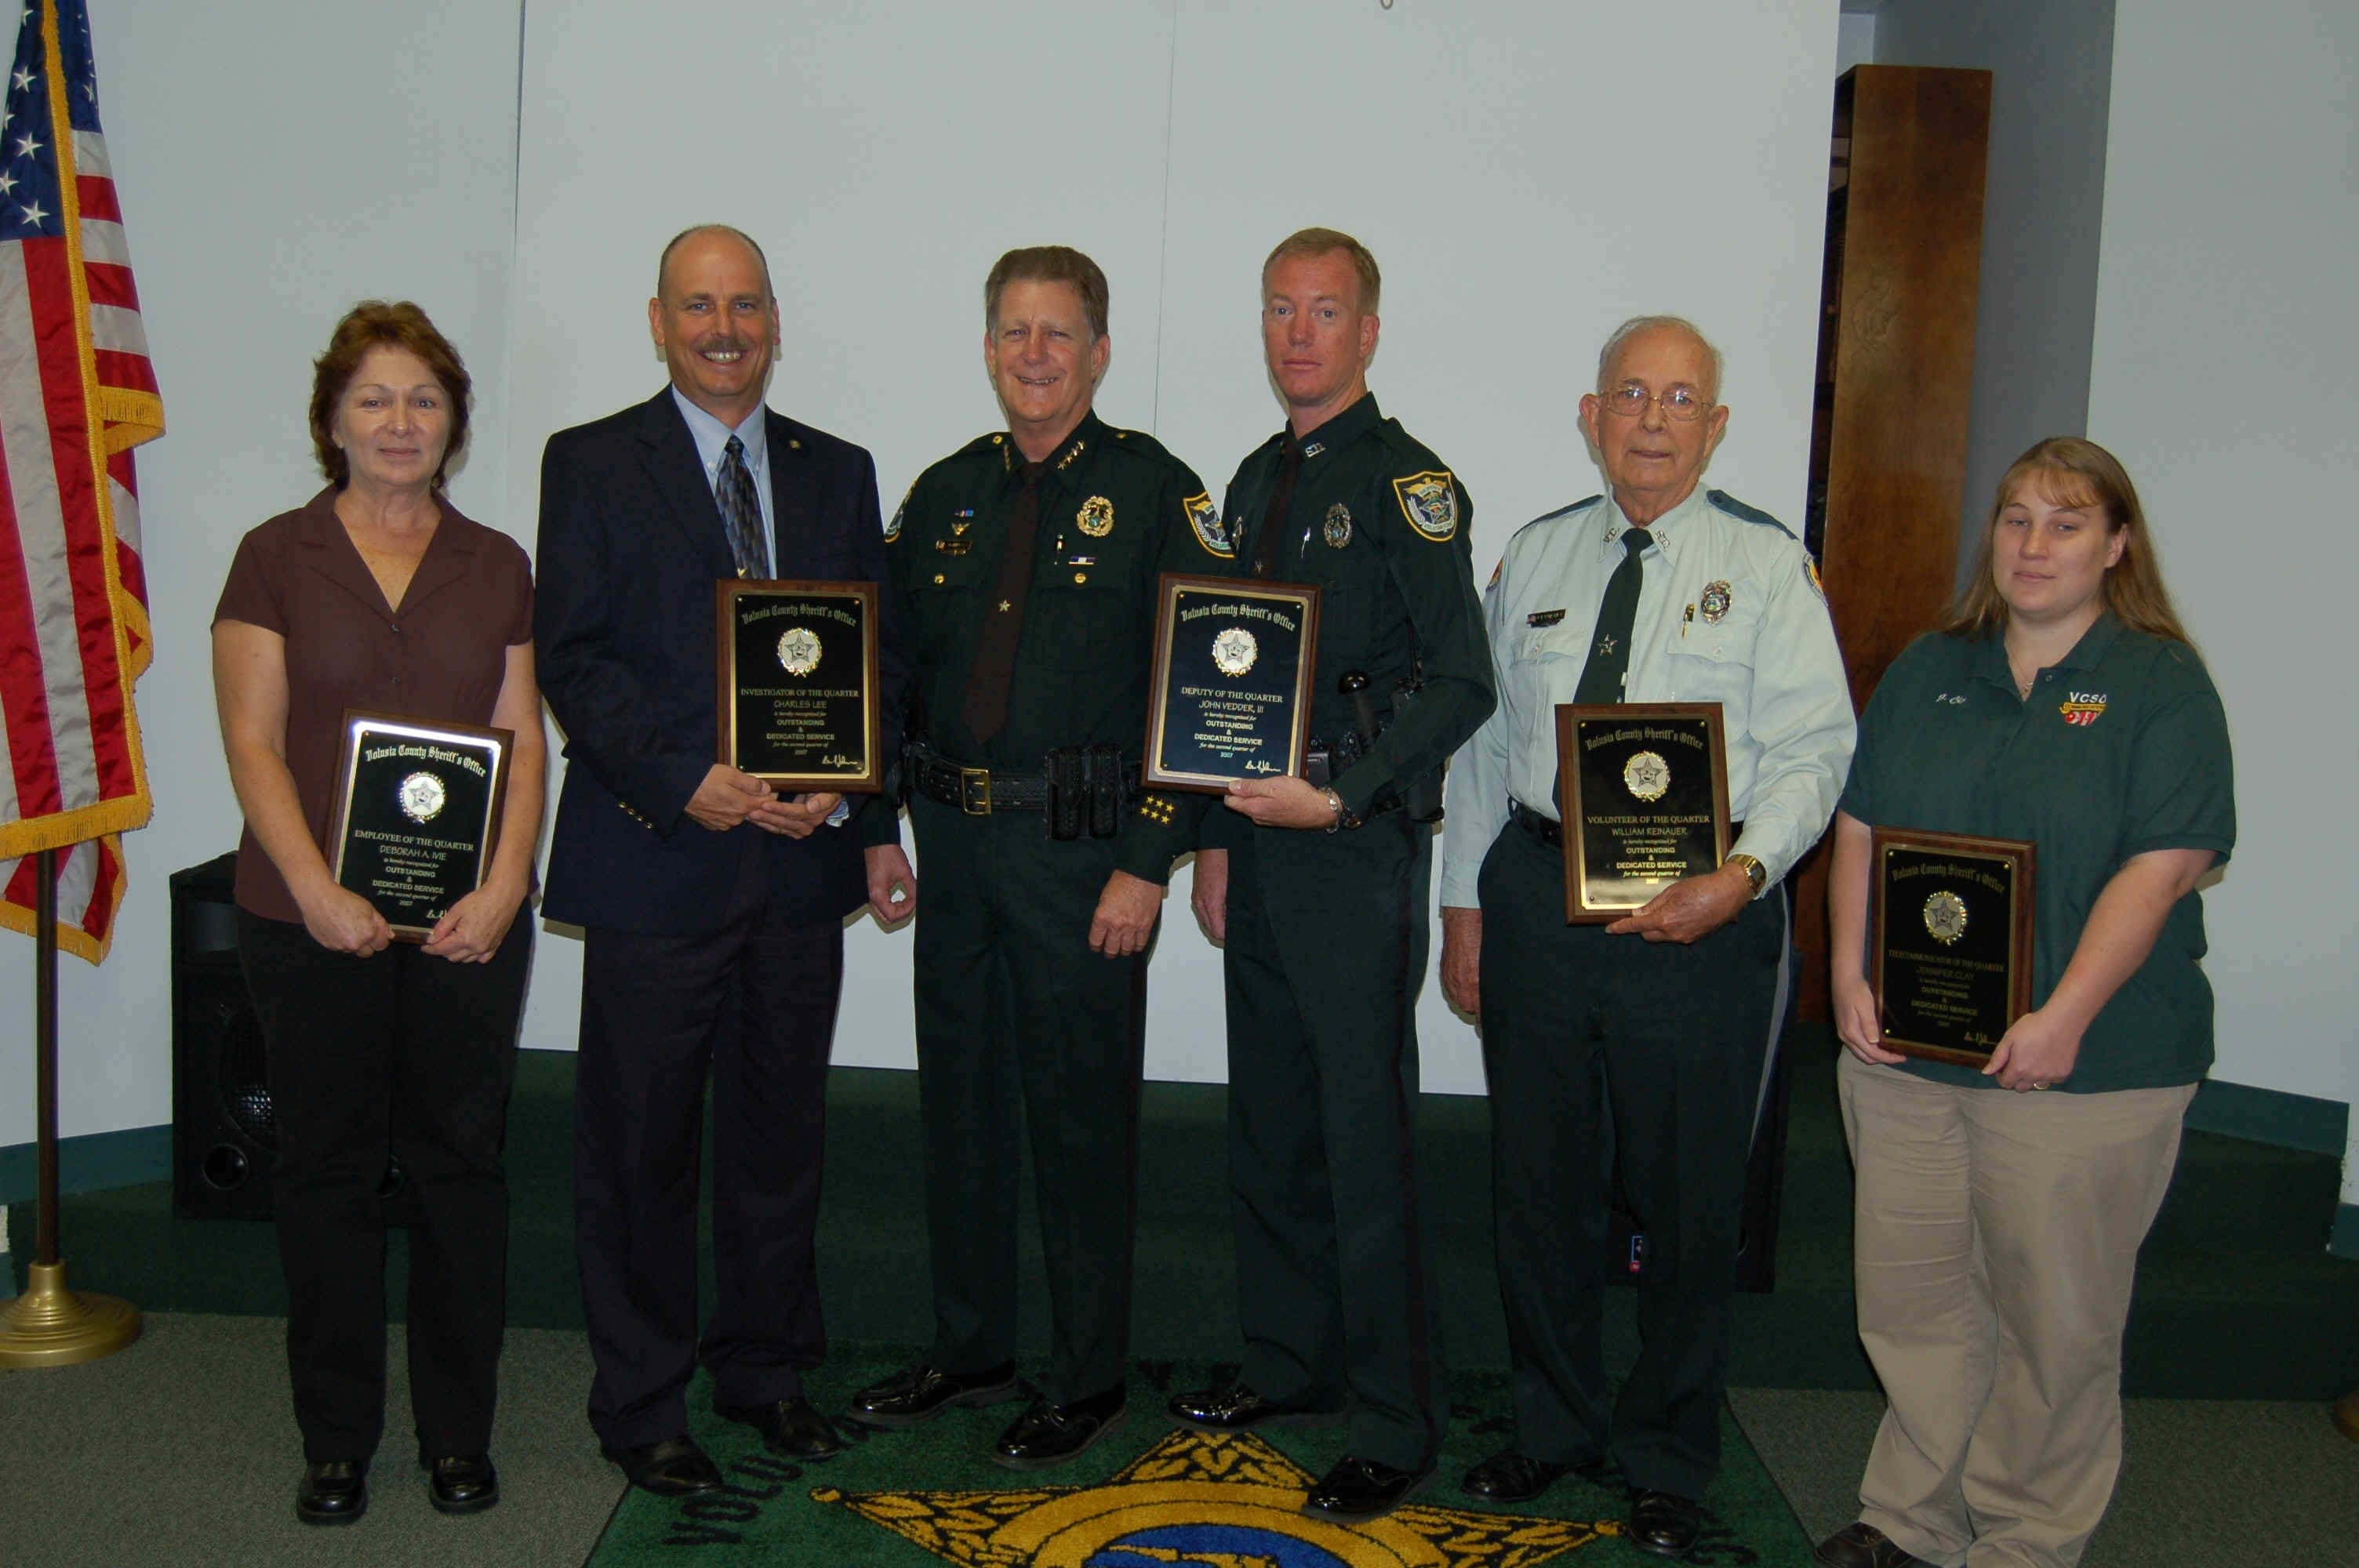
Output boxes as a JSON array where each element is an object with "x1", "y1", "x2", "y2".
[
  {"x1": 1623, "y1": 750, "x2": 1670, "y2": 803},
  {"x1": 1699, "y1": 580, "x2": 1733, "y2": 622},
  {"x1": 1323, "y1": 503, "x2": 1353, "y2": 548},
  {"x1": 1077, "y1": 495, "x2": 1114, "y2": 537},
  {"x1": 1923, "y1": 889, "x2": 1968, "y2": 946}
]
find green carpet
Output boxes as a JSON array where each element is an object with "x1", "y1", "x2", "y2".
[{"x1": 589, "y1": 1348, "x2": 1814, "y2": 1566}]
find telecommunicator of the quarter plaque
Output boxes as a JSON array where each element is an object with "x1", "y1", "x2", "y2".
[
  {"x1": 326, "y1": 710, "x2": 513, "y2": 942},
  {"x1": 1553, "y1": 702, "x2": 1732, "y2": 924},
  {"x1": 1871, "y1": 826, "x2": 2037, "y2": 1067},
  {"x1": 1143, "y1": 572, "x2": 1321, "y2": 793},
  {"x1": 715, "y1": 579, "x2": 882, "y2": 793}
]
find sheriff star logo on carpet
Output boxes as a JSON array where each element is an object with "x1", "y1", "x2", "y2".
[{"x1": 814, "y1": 1428, "x2": 1610, "y2": 1566}]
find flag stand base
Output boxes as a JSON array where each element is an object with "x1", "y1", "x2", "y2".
[{"x1": 0, "y1": 1259, "x2": 140, "y2": 1367}]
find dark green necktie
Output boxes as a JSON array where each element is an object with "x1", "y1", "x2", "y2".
[
  {"x1": 1252, "y1": 441, "x2": 1303, "y2": 579},
  {"x1": 1572, "y1": 527, "x2": 1651, "y2": 704},
  {"x1": 959, "y1": 459, "x2": 1046, "y2": 746}
]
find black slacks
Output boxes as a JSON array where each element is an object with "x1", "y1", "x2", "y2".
[
  {"x1": 907, "y1": 794, "x2": 1150, "y2": 1406},
  {"x1": 574, "y1": 842, "x2": 844, "y2": 1450},
  {"x1": 1220, "y1": 813, "x2": 1447, "y2": 1473},
  {"x1": 1477, "y1": 818, "x2": 1787, "y2": 1500},
  {"x1": 238, "y1": 909, "x2": 530, "y2": 1462}
]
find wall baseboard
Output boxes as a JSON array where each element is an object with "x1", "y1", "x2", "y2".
[
  {"x1": 0, "y1": 1124, "x2": 172, "y2": 1208},
  {"x1": 2186, "y1": 1078, "x2": 2349, "y2": 1157}
]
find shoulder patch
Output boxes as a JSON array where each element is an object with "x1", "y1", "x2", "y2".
[
  {"x1": 885, "y1": 483, "x2": 911, "y2": 543},
  {"x1": 1706, "y1": 488, "x2": 1796, "y2": 539},
  {"x1": 1393, "y1": 470, "x2": 1460, "y2": 541},
  {"x1": 1184, "y1": 492, "x2": 1234, "y2": 558},
  {"x1": 1804, "y1": 557, "x2": 1826, "y2": 601}
]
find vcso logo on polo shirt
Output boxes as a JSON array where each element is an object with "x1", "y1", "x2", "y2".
[{"x1": 2060, "y1": 691, "x2": 2108, "y2": 727}]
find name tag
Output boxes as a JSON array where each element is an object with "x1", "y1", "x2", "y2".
[{"x1": 1527, "y1": 608, "x2": 1566, "y2": 626}]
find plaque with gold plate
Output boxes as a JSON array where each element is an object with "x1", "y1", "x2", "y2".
[
  {"x1": 325, "y1": 710, "x2": 513, "y2": 941},
  {"x1": 714, "y1": 579, "x2": 882, "y2": 793},
  {"x1": 1554, "y1": 702, "x2": 1731, "y2": 923},
  {"x1": 1870, "y1": 827, "x2": 2036, "y2": 1065},
  {"x1": 1143, "y1": 572, "x2": 1321, "y2": 793}
]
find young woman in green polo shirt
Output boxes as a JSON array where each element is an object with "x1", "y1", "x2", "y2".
[{"x1": 1815, "y1": 437, "x2": 2234, "y2": 1568}]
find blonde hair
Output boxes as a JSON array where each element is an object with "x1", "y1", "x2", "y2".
[
  {"x1": 1261, "y1": 227, "x2": 1380, "y2": 314},
  {"x1": 1946, "y1": 436, "x2": 2191, "y2": 644}
]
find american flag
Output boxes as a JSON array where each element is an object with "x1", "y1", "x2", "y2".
[{"x1": 0, "y1": 0, "x2": 162, "y2": 963}]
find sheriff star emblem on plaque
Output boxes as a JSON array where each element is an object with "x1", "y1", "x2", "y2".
[
  {"x1": 1623, "y1": 750, "x2": 1670, "y2": 803},
  {"x1": 1212, "y1": 626, "x2": 1259, "y2": 677},
  {"x1": 777, "y1": 626, "x2": 822, "y2": 677},
  {"x1": 1923, "y1": 889, "x2": 1968, "y2": 945},
  {"x1": 398, "y1": 771, "x2": 446, "y2": 824}
]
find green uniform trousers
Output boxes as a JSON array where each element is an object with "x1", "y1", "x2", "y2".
[
  {"x1": 908, "y1": 793, "x2": 1150, "y2": 1406},
  {"x1": 1223, "y1": 811, "x2": 1447, "y2": 1472},
  {"x1": 1477, "y1": 817, "x2": 1787, "y2": 1500}
]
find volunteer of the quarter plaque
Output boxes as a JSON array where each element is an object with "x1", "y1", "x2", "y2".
[
  {"x1": 1870, "y1": 826, "x2": 2037, "y2": 1066},
  {"x1": 715, "y1": 579, "x2": 882, "y2": 792},
  {"x1": 326, "y1": 711, "x2": 512, "y2": 941},
  {"x1": 1554, "y1": 703, "x2": 1731, "y2": 922},
  {"x1": 1144, "y1": 572, "x2": 1321, "y2": 793}
]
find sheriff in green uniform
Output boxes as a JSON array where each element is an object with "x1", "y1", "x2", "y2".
[
  {"x1": 849, "y1": 247, "x2": 1223, "y2": 1469},
  {"x1": 1438, "y1": 318, "x2": 1855, "y2": 1557},
  {"x1": 1167, "y1": 229, "x2": 1496, "y2": 1524}
]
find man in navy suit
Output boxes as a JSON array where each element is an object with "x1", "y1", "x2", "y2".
[{"x1": 535, "y1": 224, "x2": 913, "y2": 1495}]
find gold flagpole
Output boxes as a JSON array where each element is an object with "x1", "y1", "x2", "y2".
[{"x1": 0, "y1": 846, "x2": 140, "y2": 1367}]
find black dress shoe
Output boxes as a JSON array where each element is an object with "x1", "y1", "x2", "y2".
[
  {"x1": 1165, "y1": 1381, "x2": 1343, "y2": 1432},
  {"x1": 600, "y1": 1435, "x2": 724, "y2": 1496},
  {"x1": 1301, "y1": 1455, "x2": 1432, "y2": 1522},
  {"x1": 296, "y1": 1459, "x2": 369, "y2": 1525},
  {"x1": 990, "y1": 1386, "x2": 1127, "y2": 1471},
  {"x1": 849, "y1": 1361, "x2": 1021, "y2": 1429},
  {"x1": 1459, "y1": 1449, "x2": 1604, "y2": 1503},
  {"x1": 716, "y1": 1396, "x2": 845, "y2": 1461},
  {"x1": 420, "y1": 1453, "x2": 499, "y2": 1515},
  {"x1": 1627, "y1": 1489, "x2": 1704, "y2": 1557},
  {"x1": 1814, "y1": 1521, "x2": 1937, "y2": 1567}
]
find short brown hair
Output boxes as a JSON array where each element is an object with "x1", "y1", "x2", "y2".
[
  {"x1": 984, "y1": 246, "x2": 1109, "y2": 339},
  {"x1": 1262, "y1": 227, "x2": 1381, "y2": 314},
  {"x1": 308, "y1": 300, "x2": 471, "y2": 491},
  {"x1": 1946, "y1": 436, "x2": 2192, "y2": 644}
]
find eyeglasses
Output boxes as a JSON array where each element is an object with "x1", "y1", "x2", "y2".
[{"x1": 1599, "y1": 383, "x2": 1711, "y2": 422}]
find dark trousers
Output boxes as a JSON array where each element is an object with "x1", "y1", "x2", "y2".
[
  {"x1": 1222, "y1": 815, "x2": 1447, "y2": 1472},
  {"x1": 1477, "y1": 820, "x2": 1787, "y2": 1499},
  {"x1": 574, "y1": 844, "x2": 844, "y2": 1449},
  {"x1": 238, "y1": 909, "x2": 529, "y2": 1462},
  {"x1": 907, "y1": 794, "x2": 1149, "y2": 1406}
]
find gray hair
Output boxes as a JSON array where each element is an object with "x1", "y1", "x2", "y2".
[
  {"x1": 1596, "y1": 314, "x2": 1725, "y2": 404},
  {"x1": 656, "y1": 223, "x2": 774, "y2": 302}
]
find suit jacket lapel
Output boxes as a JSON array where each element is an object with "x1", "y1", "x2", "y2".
[
  {"x1": 634, "y1": 390, "x2": 736, "y2": 575},
  {"x1": 765, "y1": 410, "x2": 823, "y2": 579}
]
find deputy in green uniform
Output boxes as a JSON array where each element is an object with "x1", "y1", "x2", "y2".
[
  {"x1": 1167, "y1": 228, "x2": 1496, "y2": 1523},
  {"x1": 849, "y1": 246, "x2": 1224, "y2": 1468},
  {"x1": 1438, "y1": 317, "x2": 1854, "y2": 1556}
]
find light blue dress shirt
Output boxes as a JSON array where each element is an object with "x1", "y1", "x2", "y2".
[{"x1": 671, "y1": 387, "x2": 775, "y2": 572}]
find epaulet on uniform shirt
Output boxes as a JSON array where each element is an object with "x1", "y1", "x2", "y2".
[
  {"x1": 1100, "y1": 426, "x2": 1180, "y2": 466},
  {"x1": 1515, "y1": 494, "x2": 1605, "y2": 541},
  {"x1": 1707, "y1": 488, "x2": 1796, "y2": 539}
]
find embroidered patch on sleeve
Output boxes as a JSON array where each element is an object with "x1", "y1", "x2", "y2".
[{"x1": 1393, "y1": 470, "x2": 1459, "y2": 541}]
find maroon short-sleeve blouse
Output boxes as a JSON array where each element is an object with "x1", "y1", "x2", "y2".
[{"x1": 212, "y1": 487, "x2": 534, "y2": 923}]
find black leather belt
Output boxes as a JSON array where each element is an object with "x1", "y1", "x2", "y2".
[
  {"x1": 1510, "y1": 800, "x2": 1742, "y2": 848},
  {"x1": 908, "y1": 748, "x2": 1141, "y2": 817}
]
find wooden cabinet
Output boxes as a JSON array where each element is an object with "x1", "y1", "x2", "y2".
[{"x1": 1793, "y1": 64, "x2": 1990, "y2": 1018}]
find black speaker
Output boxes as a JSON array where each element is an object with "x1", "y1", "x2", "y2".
[{"x1": 169, "y1": 854, "x2": 417, "y2": 1225}]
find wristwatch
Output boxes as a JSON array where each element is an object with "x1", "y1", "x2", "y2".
[{"x1": 1726, "y1": 852, "x2": 1767, "y2": 897}]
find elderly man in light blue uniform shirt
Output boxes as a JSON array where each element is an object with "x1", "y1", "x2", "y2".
[{"x1": 1438, "y1": 316, "x2": 1854, "y2": 1557}]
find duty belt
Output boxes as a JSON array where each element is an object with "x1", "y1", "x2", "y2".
[{"x1": 907, "y1": 741, "x2": 1140, "y2": 835}]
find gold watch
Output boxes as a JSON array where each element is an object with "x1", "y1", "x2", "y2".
[{"x1": 1726, "y1": 853, "x2": 1767, "y2": 896}]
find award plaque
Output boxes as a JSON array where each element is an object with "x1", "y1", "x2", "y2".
[
  {"x1": 715, "y1": 579, "x2": 882, "y2": 793},
  {"x1": 326, "y1": 711, "x2": 512, "y2": 942},
  {"x1": 1554, "y1": 703, "x2": 1732, "y2": 923},
  {"x1": 1143, "y1": 572, "x2": 1321, "y2": 793},
  {"x1": 1871, "y1": 826, "x2": 2036, "y2": 1066}
]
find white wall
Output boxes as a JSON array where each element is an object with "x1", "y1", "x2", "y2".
[
  {"x1": 1874, "y1": 0, "x2": 2117, "y2": 585},
  {"x1": 1836, "y1": 11, "x2": 1877, "y2": 72},
  {"x1": 4, "y1": 0, "x2": 1844, "y2": 1145},
  {"x1": 2087, "y1": 0, "x2": 2357, "y2": 1164},
  {"x1": 0, "y1": 0, "x2": 526, "y2": 1149}
]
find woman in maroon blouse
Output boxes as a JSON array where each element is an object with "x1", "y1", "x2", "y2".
[{"x1": 211, "y1": 302, "x2": 543, "y2": 1526}]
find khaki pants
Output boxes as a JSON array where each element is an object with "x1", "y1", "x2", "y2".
[{"x1": 1837, "y1": 1054, "x2": 2194, "y2": 1568}]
